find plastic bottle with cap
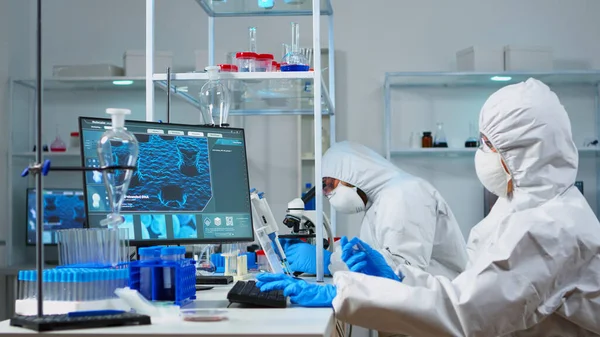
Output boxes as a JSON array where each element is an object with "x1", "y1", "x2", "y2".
[
  {"x1": 97, "y1": 108, "x2": 139, "y2": 228},
  {"x1": 161, "y1": 246, "x2": 181, "y2": 301},
  {"x1": 199, "y1": 67, "x2": 231, "y2": 127}
]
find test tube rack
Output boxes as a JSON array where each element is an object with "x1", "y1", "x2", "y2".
[
  {"x1": 128, "y1": 258, "x2": 197, "y2": 306},
  {"x1": 210, "y1": 252, "x2": 258, "y2": 274}
]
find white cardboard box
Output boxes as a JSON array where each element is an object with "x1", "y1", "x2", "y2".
[
  {"x1": 124, "y1": 50, "x2": 173, "y2": 76},
  {"x1": 456, "y1": 46, "x2": 504, "y2": 72},
  {"x1": 504, "y1": 45, "x2": 553, "y2": 71}
]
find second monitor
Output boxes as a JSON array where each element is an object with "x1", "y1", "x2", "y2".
[{"x1": 79, "y1": 117, "x2": 254, "y2": 245}]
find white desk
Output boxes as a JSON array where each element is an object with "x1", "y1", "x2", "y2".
[{"x1": 0, "y1": 280, "x2": 335, "y2": 337}]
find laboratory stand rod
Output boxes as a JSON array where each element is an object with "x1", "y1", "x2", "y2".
[
  {"x1": 167, "y1": 67, "x2": 171, "y2": 123},
  {"x1": 208, "y1": 17, "x2": 215, "y2": 66},
  {"x1": 35, "y1": 0, "x2": 44, "y2": 317},
  {"x1": 328, "y1": 14, "x2": 337, "y2": 236},
  {"x1": 384, "y1": 79, "x2": 391, "y2": 160},
  {"x1": 145, "y1": 0, "x2": 155, "y2": 122},
  {"x1": 313, "y1": 0, "x2": 324, "y2": 282}
]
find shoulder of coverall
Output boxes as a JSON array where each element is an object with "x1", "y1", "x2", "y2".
[
  {"x1": 479, "y1": 78, "x2": 578, "y2": 208},
  {"x1": 322, "y1": 140, "x2": 411, "y2": 199}
]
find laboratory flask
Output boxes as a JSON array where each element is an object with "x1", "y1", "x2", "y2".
[
  {"x1": 433, "y1": 123, "x2": 448, "y2": 148},
  {"x1": 281, "y1": 22, "x2": 309, "y2": 71},
  {"x1": 465, "y1": 122, "x2": 479, "y2": 148},
  {"x1": 97, "y1": 108, "x2": 139, "y2": 227},
  {"x1": 200, "y1": 66, "x2": 231, "y2": 127}
]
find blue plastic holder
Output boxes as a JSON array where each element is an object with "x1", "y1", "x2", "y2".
[
  {"x1": 128, "y1": 258, "x2": 197, "y2": 306},
  {"x1": 210, "y1": 252, "x2": 257, "y2": 273}
]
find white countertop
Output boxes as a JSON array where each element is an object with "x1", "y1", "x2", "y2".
[{"x1": 0, "y1": 278, "x2": 335, "y2": 337}]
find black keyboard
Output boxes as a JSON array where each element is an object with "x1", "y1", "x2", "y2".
[
  {"x1": 227, "y1": 280, "x2": 287, "y2": 308},
  {"x1": 196, "y1": 275, "x2": 233, "y2": 285}
]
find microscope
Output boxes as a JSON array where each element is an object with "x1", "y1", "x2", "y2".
[{"x1": 281, "y1": 186, "x2": 334, "y2": 251}]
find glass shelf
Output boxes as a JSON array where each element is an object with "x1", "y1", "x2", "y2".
[
  {"x1": 195, "y1": 0, "x2": 333, "y2": 17},
  {"x1": 154, "y1": 72, "x2": 332, "y2": 116},
  {"x1": 386, "y1": 71, "x2": 600, "y2": 88},
  {"x1": 13, "y1": 77, "x2": 146, "y2": 91},
  {"x1": 12, "y1": 151, "x2": 81, "y2": 159},
  {"x1": 390, "y1": 148, "x2": 600, "y2": 158}
]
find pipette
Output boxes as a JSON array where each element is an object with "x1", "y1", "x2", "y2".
[{"x1": 249, "y1": 189, "x2": 292, "y2": 274}]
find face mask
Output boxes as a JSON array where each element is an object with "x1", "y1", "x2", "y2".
[
  {"x1": 327, "y1": 184, "x2": 366, "y2": 214},
  {"x1": 475, "y1": 149, "x2": 512, "y2": 198}
]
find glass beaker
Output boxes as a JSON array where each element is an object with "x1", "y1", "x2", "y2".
[
  {"x1": 196, "y1": 245, "x2": 216, "y2": 276},
  {"x1": 433, "y1": 123, "x2": 448, "y2": 148},
  {"x1": 97, "y1": 109, "x2": 139, "y2": 228},
  {"x1": 50, "y1": 125, "x2": 67, "y2": 152},
  {"x1": 199, "y1": 66, "x2": 231, "y2": 127},
  {"x1": 281, "y1": 22, "x2": 309, "y2": 72}
]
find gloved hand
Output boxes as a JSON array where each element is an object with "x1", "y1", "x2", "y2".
[
  {"x1": 286, "y1": 242, "x2": 332, "y2": 275},
  {"x1": 341, "y1": 237, "x2": 403, "y2": 282},
  {"x1": 278, "y1": 238, "x2": 304, "y2": 251},
  {"x1": 256, "y1": 273, "x2": 336, "y2": 308}
]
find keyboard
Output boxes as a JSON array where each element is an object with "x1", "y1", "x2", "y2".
[
  {"x1": 196, "y1": 275, "x2": 233, "y2": 285},
  {"x1": 227, "y1": 280, "x2": 287, "y2": 308}
]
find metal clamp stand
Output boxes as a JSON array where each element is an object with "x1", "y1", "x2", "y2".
[{"x1": 9, "y1": 0, "x2": 150, "y2": 331}]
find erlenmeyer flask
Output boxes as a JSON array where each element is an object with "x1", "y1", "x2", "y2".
[
  {"x1": 97, "y1": 108, "x2": 139, "y2": 227},
  {"x1": 200, "y1": 66, "x2": 231, "y2": 127},
  {"x1": 281, "y1": 22, "x2": 309, "y2": 72},
  {"x1": 465, "y1": 122, "x2": 479, "y2": 148},
  {"x1": 433, "y1": 122, "x2": 448, "y2": 148},
  {"x1": 196, "y1": 245, "x2": 216, "y2": 276}
]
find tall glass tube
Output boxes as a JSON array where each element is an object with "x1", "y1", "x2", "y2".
[
  {"x1": 291, "y1": 22, "x2": 299, "y2": 53},
  {"x1": 248, "y1": 27, "x2": 257, "y2": 53}
]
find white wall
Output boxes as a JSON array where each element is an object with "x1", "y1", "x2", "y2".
[{"x1": 5, "y1": 0, "x2": 600, "y2": 246}]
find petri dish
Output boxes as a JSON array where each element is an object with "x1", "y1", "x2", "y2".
[{"x1": 180, "y1": 309, "x2": 229, "y2": 322}]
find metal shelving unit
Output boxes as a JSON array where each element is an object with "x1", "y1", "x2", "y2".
[
  {"x1": 383, "y1": 70, "x2": 600, "y2": 215},
  {"x1": 383, "y1": 70, "x2": 600, "y2": 160},
  {"x1": 144, "y1": 0, "x2": 336, "y2": 281}
]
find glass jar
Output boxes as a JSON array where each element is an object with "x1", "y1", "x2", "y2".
[
  {"x1": 256, "y1": 54, "x2": 274, "y2": 72},
  {"x1": 422, "y1": 132, "x2": 433, "y2": 148}
]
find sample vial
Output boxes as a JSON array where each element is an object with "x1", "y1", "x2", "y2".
[
  {"x1": 422, "y1": 132, "x2": 433, "y2": 148},
  {"x1": 236, "y1": 52, "x2": 257, "y2": 72},
  {"x1": 161, "y1": 247, "x2": 181, "y2": 301}
]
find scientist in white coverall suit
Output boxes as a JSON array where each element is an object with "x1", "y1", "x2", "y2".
[
  {"x1": 257, "y1": 78, "x2": 600, "y2": 336},
  {"x1": 281, "y1": 140, "x2": 468, "y2": 280}
]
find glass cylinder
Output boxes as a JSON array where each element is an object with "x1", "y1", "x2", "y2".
[
  {"x1": 97, "y1": 108, "x2": 139, "y2": 228},
  {"x1": 200, "y1": 66, "x2": 231, "y2": 127},
  {"x1": 248, "y1": 27, "x2": 257, "y2": 53}
]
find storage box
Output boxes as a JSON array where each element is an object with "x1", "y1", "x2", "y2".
[
  {"x1": 504, "y1": 45, "x2": 553, "y2": 71},
  {"x1": 123, "y1": 50, "x2": 173, "y2": 76},
  {"x1": 53, "y1": 64, "x2": 124, "y2": 77},
  {"x1": 456, "y1": 46, "x2": 504, "y2": 72}
]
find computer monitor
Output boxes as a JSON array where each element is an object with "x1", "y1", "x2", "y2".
[
  {"x1": 78, "y1": 117, "x2": 254, "y2": 245},
  {"x1": 26, "y1": 188, "x2": 87, "y2": 245}
]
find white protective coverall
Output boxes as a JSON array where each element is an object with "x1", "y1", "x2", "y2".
[
  {"x1": 322, "y1": 141, "x2": 468, "y2": 280},
  {"x1": 332, "y1": 78, "x2": 600, "y2": 336}
]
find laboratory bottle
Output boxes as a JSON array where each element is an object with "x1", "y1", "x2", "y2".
[
  {"x1": 97, "y1": 108, "x2": 139, "y2": 228},
  {"x1": 422, "y1": 132, "x2": 433, "y2": 148},
  {"x1": 281, "y1": 22, "x2": 309, "y2": 71},
  {"x1": 196, "y1": 245, "x2": 216, "y2": 276},
  {"x1": 199, "y1": 66, "x2": 231, "y2": 127},
  {"x1": 465, "y1": 122, "x2": 479, "y2": 148},
  {"x1": 433, "y1": 123, "x2": 448, "y2": 148}
]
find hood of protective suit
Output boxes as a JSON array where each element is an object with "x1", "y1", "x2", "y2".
[
  {"x1": 322, "y1": 141, "x2": 410, "y2": 200},
  {"x1": 480, "y1": 78, "x2": 578, "y2": 208}
]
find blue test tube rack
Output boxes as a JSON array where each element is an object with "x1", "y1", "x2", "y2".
[{"x1": 128, "y1": 254, "x2": 197, "y2": 306}]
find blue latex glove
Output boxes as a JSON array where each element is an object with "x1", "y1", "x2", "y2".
[
  {"x1": 278, "y1": 238, "x2": 304, "y2": 251},
  {"x1": 286, "y1": 242, "x2": 332, "y2": 275},
  {"x1": 341, "y1": 237, "x2": 403, "y2": 282},
  {"x1": 256, "y1": 273, "x2": 336, "y2": 308}
]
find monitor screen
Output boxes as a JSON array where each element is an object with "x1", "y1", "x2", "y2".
[
  {"x1": 79, "y1": 117, "x2": 254, "y2": 245},
  {"x1": 26, "y1": 188, "x2": 87, "y2": 245}
]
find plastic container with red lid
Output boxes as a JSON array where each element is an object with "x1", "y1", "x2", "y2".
[
  {"x1": 69, "y1": 132, "x2": 80, "y2": 149},
  {"x1": 218, "y1": 64, "x2": 238, "y2": 72},
  {"x1": 255, "y1": 250, "x2": 268, "y2": 271},
  {"x1": 256, "y1": 54, "x2": 274, "y2": 72},
  {"x1": 235, "y1": 52, "x2": 257, "y2": 72}
]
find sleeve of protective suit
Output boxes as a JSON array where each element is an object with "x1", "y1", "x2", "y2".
[
  {"x1": 373, "y1": 185, "x2": 436, "y2": 271},
  {"x1": 332, "y1": 217, "x2": 576, "y2": 337}
]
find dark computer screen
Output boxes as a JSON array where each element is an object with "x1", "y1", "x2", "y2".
[
  {"x1": 26, "y1": 188, "x2": 87, "y2": 245},
  {"x1": 78, "y1": 117, "x2": 254, "y2": 245}
]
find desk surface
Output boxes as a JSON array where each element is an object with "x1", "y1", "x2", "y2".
[{"x1": 0, "y1": 279, "x2": 335, "y2": 337}]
